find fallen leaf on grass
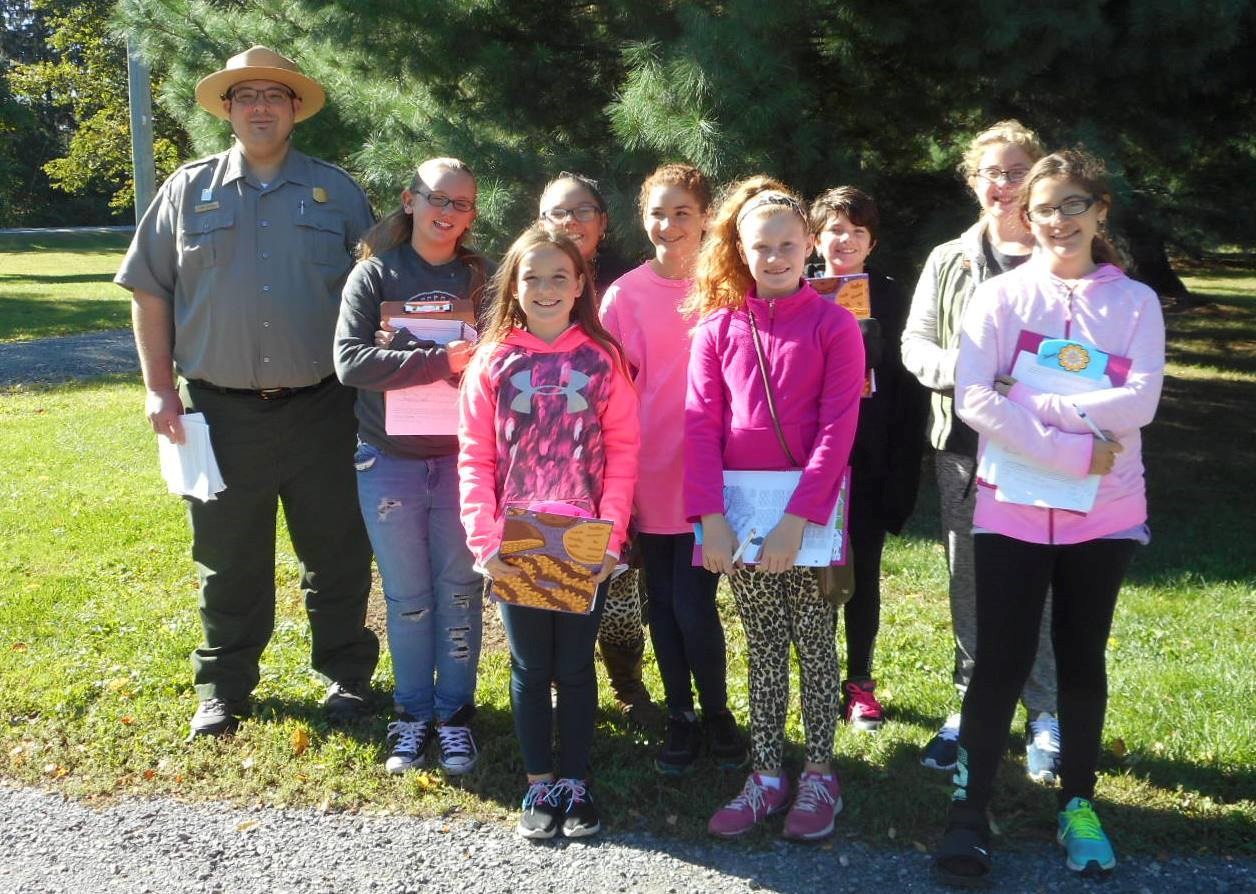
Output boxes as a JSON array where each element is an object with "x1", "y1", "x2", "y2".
[
  {"x1": 1110, "y1": 738, "x2": 1128, "y2": 758},
  {"x1": 119, "y1": 715, "x2": 134, "y2": 725},
  {"x1": 240, "y1": 757, "x2": 255, "y2": 770},
  {"x1": 414, "y1": 771, "x2": 440, "y2": 792},
  {"x1": 665, "y1": 815, "x2": 677, "y2": 826},
  {"x1": 10, "y1": 642, "x2": 27, "y2": 652},
  {"x1": 142, "y1": 769, "x2": 156, "y2": 780},
  {"x1": 291, "y1": 727, "x2": 310, "y2": 756},
  {"x1": 236, "y1": 820, "x2": 259, "y2": 832},
  {"x1": 42, "y1": 763, "x2": 69, "y2": 779},
  {"x1": 913, "y1": 841, "x2": 928, "y2": 853}
]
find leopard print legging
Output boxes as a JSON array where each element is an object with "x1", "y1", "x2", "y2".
[
  {"x1": 598, "y1": 566, "x2": 646, "y2": 650},
  {"x1": 729, "y1": 567, "x2": 840, "y2": 770}
]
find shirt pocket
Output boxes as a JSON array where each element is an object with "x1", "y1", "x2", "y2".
[
  {"x1": 296, "y1": 211, "x2": 348, "y2": 267},
  {"x1": 179, "y1": 210, "x2": 235, "y2": 269}
]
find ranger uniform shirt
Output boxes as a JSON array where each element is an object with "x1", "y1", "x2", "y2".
[{"x1": 115, "y1": 143, "x2": 375, "y2": 389}]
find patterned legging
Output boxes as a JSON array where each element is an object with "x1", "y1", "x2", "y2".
[
  {"x1": 598, "y1": 567, "x2": 646, "y2": 650},
  {"x1": 729, "y1": 567, "x2": 840, "y2": 770}
]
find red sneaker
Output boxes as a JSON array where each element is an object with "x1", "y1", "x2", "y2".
[
  {"x1": 708, "y1": 772, "x2": 791, "y2": 838},
  {"x1": 842, "y1": 678, "x2": 885, "y2": 731},
  {"x1": 783, "y1": 771, "x2": 843, "y2": 841}
]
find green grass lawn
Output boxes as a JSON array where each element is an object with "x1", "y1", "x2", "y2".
[
  {"x1": 0, "y1": 231, "x2": 133, "y2": 342},
  {"x1": 0, "y1": 261, "x2": 1252, "y2": 857}
]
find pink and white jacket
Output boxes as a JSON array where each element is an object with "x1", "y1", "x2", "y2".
[
  {"x1": 457, "y1": 324, "x2": 640, "y2": 565},
  {"x1": 956, "y1": 259, "x2": 1165, "y2": 544},
  {"x1": 684, "y1": 281, "x2": 865, "y2": 526}
]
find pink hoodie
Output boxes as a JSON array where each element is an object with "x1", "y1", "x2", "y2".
[
  {"x1": 684, "y1": 281, "x2": 865, "y2": 526},
  {"x1": 600, "y1": 262, "x2": 693, "y2": 534},
  {"x1": 457, "y1": 324, "x2": 640, "y2": 565},
  {"x1": 956, "y1": 259, "x2": 1165, "y2": 544}
]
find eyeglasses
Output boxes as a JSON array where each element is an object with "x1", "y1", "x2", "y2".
[
  {"x1": 1027, "y1": 196, "x2": 1097, "y2": 223},
  {"x1": 414, "y1": 188, "x2": 475, "y2": 213},
  {"x1": 977, "y1": 166, "x2": 1029, "y2": 185},
  {"x1": 540, "y1": 204, "x2": 602, "y2": 224},
  {"x1": 226, "y1": 87, "x2": 296, "y2": 107}
]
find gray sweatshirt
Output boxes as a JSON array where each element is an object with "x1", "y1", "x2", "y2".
[{"x1": 334, "y1": 242, "x2": 492, "y2": 458}]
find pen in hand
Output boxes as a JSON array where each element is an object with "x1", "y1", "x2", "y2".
[
  {"x1": 1071, "y1": 402, "x2": 1109, "y2": 442},
  {"x1": 730, "y1": 529, "x2": 758, "y2": 566}
]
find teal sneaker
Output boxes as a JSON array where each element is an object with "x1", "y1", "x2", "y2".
[{"x1": 1057, "y1": 797, "x2": 1116, "y2": 876}]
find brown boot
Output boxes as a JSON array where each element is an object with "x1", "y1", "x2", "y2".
[{"x1": 598, "y1": 637, "x2": 664, "y2": 732}]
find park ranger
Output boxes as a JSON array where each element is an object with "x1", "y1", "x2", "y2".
[{"x1": 115, "y1": 46, "x2": 379, "y2": 739}]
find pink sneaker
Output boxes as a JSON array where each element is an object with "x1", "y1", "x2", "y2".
[
  {"x1": 708, "y1": 772, "x2": 791, "y2": 838},
  {"x1": 842, "y1": 678, "x2": 885, "y2": 731},
  {"x1": 783, "y1": 771, "x2": 843, "y2": 841}
]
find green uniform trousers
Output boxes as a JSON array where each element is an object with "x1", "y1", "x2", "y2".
[{"x1": 180, "y1": 377, "x2": 378, "y2": 702}]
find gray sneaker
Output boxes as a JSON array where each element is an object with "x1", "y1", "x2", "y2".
[{"x1": 187, "y1": 697, "x2": 249, "y2": 740}]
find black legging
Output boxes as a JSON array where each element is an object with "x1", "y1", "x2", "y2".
[
  {"x1": 954, "y1": 534, "x2": 1136, "y2": 812},
  {"x1": 843, "y1": 484, "x2": 886, "y2": 680}
]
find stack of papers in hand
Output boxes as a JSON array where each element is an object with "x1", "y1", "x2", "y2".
[{"x1": 157, "y1": 412, "x2": 225, "y2": 502}]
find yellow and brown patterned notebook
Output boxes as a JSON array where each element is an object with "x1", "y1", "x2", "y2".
[{"x1": 492, "y1": 507, "x2": 613, "y2": 614}]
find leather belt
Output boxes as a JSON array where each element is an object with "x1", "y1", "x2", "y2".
[{"x1": 187, "y1": 374, "x2": 336, "y2": 400}]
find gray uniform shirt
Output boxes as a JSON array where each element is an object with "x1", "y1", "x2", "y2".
[
  {"x1": 335, "y1": 242, "x2": 493, "y2": 459},
  {"x1": 115, "y1": 144, "x2": 375, "y2": 389}
]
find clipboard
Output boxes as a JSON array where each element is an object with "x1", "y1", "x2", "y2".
[{"x1": 380, "y1": 296, "x2": 476, "y2": 328}]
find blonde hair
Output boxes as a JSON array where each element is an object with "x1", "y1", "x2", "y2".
[
  {"x1": 357, "y1": 157, "x2": 488, "y2": 308},
  {"x1": 478, "y1": 225, "x2": 630, "y2": 375},
  {"x1": 959, "y1": 119, "x2": 1046, "y2": 181},
  {"x1": 683, "y1": 175, "x2": 805, "y2": 318}
]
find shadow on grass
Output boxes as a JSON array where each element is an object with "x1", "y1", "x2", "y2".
[
  {"x1": 0, "y1": 232, "x2": 132, "y2": 254},
  {"x1": 0, "y1": 272, "x2": 118, "y2": 285}
]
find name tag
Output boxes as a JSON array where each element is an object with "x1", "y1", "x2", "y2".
[
  {"x1": 194, "y1": 201, "x2": 220, "y2": 213},
  {"x1": 312, "y1": 187, "x2": 328, "y2": 204}
]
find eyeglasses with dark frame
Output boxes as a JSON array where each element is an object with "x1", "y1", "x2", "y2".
[
  {"x1": 413, "y1": 187, "x2": 475, "y2": 214},
  {"x1": 977, "y1": 166, "x2": 1030, "y2": 185},
  {"x1": 225, "y1": 87, "x2": 297, "y2": 107},
  {"x1": 539, "y1": 204, "x2": 602, "y2": 224},
  {"x1": 1026, "y1": 196, "x2": 1098, "y2": 224}
]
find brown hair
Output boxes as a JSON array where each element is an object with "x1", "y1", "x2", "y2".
[
  {"x1": 478, "y1": 225, "x2": 630, "y2": 375},
  {"x1": 637, "y1": 163, "x2": 713, "y2": 214},
  {"x1": 808, "y1": 186, "x2": 880, "y2": 243},
  {"x1": 357, "y1": 158, "x2": 490, "y2": 306},
  {"x1": 959, "y1": 119, "x2": 1046, "y2": 181},
  {"x1": 1018, "y1": 148, "x2": 1121, "y2": 267},
  {"x1": 682, "y1": 175, "x2": 805, "y2": 317}
]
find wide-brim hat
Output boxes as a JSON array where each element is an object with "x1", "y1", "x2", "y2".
[{"x1": 195, "y1": 45, "x2": 325, "y2": 122}]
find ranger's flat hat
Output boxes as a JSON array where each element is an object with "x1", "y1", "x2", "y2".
[{"x1": 195, "y1": 45, "x2": 325, "y2": 122}]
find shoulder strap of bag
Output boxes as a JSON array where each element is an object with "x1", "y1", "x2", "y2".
[{"x1": 747, "y1": 307, "x2": 801, "y2": 468}]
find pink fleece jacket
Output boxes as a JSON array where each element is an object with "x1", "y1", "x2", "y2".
[
  {"x1": 956, "y1": 259, "x2": 1165, "y2": 544},
  {"x1": 684, "y1": 281, "x2": 865, "y2": 526},
  {"x1": 600, "y1": 262, "x2": 693, "y2": 534},
  {"x1": 457, "y1": 324, "x2": 640, "y2": 565}
]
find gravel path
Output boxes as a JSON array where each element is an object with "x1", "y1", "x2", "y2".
[
  {"x1": 1, "y1": 785, "x2": 1249, "y2": 894},
  {"x1": 0, "y1": 329, "x2": 138, "y2": 387}
]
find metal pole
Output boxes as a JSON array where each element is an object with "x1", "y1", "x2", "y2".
[{"x1": 126, "y1": 35, "x2": 156, "y2": 223}]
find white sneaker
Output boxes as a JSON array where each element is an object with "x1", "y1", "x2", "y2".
[
  {"x1": 385, "y1": 715, "x2": 432, "y2": 774},
  {"x1": 1026, "y1": 711, "x2": 1061, "y2": 784}
]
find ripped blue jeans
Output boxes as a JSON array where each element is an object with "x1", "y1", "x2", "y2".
[{"x1": 354, "y1": 443, "x2": 483, "y2": 721}]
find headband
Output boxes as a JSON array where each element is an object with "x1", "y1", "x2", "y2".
[{"x1": 736, "y1": 191, "x2": 805, "y2": 226}]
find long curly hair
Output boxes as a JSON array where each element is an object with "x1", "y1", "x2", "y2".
[
  {"x1": 682, "y1": 175, "x2": 805, "y2": 318},
  {"x1": 477, "y1": 225, "x2": 629, "y2": 374}
]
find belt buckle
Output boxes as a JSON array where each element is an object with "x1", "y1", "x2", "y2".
[{"x1": 257, "y1": 387, "x2": 289, "y2": 400}]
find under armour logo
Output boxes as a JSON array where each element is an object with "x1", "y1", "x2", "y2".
[{"x1": 509, "y1": 369, "x2": 589, "y2": 414}]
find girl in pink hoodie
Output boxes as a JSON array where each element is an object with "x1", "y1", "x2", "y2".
[
  {"x1": 934, "y1": 150, "x2": 1164, "y2": 886},
  {"x1": 685, "y1": 177, "x2": 865, "y2": 841},
  {"x1": 458, "y1": 226, "x2": 639, "y2": 840}
]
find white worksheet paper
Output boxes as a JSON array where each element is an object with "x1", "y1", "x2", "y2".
[{"x1": 157, "y1": 412, "x2": 225, "y2": 502}]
